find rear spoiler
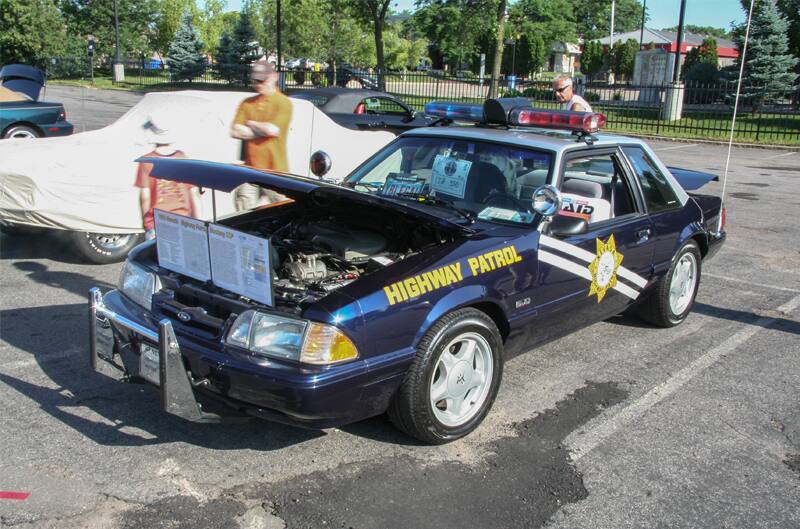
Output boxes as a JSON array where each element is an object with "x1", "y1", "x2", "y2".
[{"x1": 667, "y1": 166, "x2": 719, "y2": 191}]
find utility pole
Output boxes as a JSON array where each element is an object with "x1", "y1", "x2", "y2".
[
  {"x1": 276, "y1": 0, "x2": 282, "y2": 69},
  {"x1": 609, "y1": 0, "x2": 616, "y2": 83},
  {"x1": 639, "y1": 0, "x2": 647, "y2": 49},
  {"x1": 488, "y1": 1, "x2": 507, "y2": 99},
  {"x1": 112, "y1": 0, "x2": 124, "y2": 81},
  {"x1": 673, "y1": 0, "x2": 687, "y2": 82}
]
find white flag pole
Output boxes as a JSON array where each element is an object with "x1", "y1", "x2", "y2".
[{"x1": 719, "y1": 0, "x2": 756, "y2": 232}]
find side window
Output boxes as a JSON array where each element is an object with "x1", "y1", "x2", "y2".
[
  {"x1": 560, "y1": 152, "x2": 637, "y2": 224},
  {"x1": 362, "y1": 97, "x2": 408, "y2": 115},
  {"x1": 622, "y1": 146, "x2": 679, "y2": 213}
]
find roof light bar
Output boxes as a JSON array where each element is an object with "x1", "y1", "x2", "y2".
[
  {"x1": 424, "y1": 101, "x2": 484, "y2": 122},
  {"x1": 509, "y1": 108, "x2": 607, "y2": 134}
]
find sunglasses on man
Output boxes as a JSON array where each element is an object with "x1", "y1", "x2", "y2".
[{"x1": 554, "y1": 85, "x2": 571, "y2": 93}]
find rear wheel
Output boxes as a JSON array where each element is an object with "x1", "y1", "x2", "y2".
[
  {"x1": 637, "y1": 240, "x2": 701, "y2": 327},
  {"x1": 3, "y1": 125, "x2": 41, "y2": 139},
  {"x1": 70, "y1": 231, "x2": 144, "y2": 264},
  {"x1": 388, "y1": 308, "x2": 503, "y2": 444}
]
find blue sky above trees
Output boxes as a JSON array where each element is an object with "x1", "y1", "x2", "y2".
[{"x1": 223, "y1": 0, "x2": 745, "y2": 32}]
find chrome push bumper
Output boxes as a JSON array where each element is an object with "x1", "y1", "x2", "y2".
[{"x1": 89, "y1": 287, "x2": 222, "y2": 423}]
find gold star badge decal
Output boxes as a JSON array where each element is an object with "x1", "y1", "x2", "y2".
[{"x1": 588, "y1": 234, "x2": 624, "y2": 303}]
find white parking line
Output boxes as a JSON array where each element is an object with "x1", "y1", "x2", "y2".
[
  {"x1": 762, "y1": 151, "x2": 796, "y2": 160},
  {"x1": 705, "y1": 272, "x2": 800, "y2": 293},
  {"x1": 654, "y1": 143, "x2": 698, "y2": 152},
  {"x1": 569, "y1": 292, "x2": 800, "y2": 461}
]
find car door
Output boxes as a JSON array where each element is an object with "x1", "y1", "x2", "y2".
[{"x1": 530, "y1": 147, "x2": 655, "y2": 345}]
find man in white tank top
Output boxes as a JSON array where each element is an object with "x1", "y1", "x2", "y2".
[{"x1": 552, "y1": 74, "x2": 592, "y2": 112}]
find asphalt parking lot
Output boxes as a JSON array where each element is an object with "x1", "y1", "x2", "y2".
[{"x1": 1, "y1": 86, "x2": 798, "y2": 529}]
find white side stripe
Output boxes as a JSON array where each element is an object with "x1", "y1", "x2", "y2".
[
  {"x1": 539, "y1": 250, "x2": 641, "y2": 300},
  {"x1": 540, "y1": 235, "x2": 648, "y2": 289}
]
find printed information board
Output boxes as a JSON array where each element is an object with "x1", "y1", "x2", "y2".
[
  {"x1": 154, "y1": 209, "x2": 211, "y2": 282},
  {"x1": 208, "y1": 223, "x2": 273, "y2": 306},
  {"x1": 431, "y1": 155, "x2": 471, "y2": 199},
  {"x1": 381, "y1": 173, "x2": 425, "y2": 197}
]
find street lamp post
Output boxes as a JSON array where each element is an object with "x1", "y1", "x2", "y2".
[{"x1": 112, "y1": 0, "x2": 125, "y2": 82}]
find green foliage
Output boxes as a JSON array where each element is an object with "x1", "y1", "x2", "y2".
[
  {"x1": 573, "y1": 0, "x2": 646, "y2": 40},
  {"x1": 660, "y1": 25, "x2": 732, "y2": 40},
  {"x1": 682, "y1": 38, "x2": 719, "y2": 79},
  {"x1": 166, "y1": 14, "x2": 206, "y2": 82},
  {"x1": 581, "y1": 40, "x2": 604, "y2": 78},
  {"x1": 152, "y1": 0, "x2": 200, "y2": 58},
  {"x1": 522, "y1": 86, "x2": 552, "y2": 99},
  {"x1": 384, "y1": 28, "x2": 429, "y2": 70},
  {"x1": 60, "y1": 0, "x2": 160, "y2": 58},
  {"x1": 685, "y1": 62, "x2": 721, "y2": 83},
  {"x1": 584, "y1": 90, "x2": 601, "y2": 101},
  {"x1": 505, "y1": 0, "x2": 573, "y2": 76},
  {"x1": 199, "y1": 0, "x2": 227, "y2": 54},
  {"x1": 611, "y1": 38, "x2": 639, "y2": 80},
  {"x1": 0, "y1": 0, "x2": 70, "y2": 64},
  {"x1": 738, "y1": 0, "x2": 798, "y2": 102},
  {"x1": 776, "y1": 0, "x2": 800, "y2": 72},
  {"x1": 215, "y1": 7, "x2": 260, "y2": 85}
]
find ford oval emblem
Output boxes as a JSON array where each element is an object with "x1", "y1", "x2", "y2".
[{"x1": 177, "y1": 311, "x2": 191, "y2": 322}]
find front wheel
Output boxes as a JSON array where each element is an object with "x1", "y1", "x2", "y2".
[
  {"x1": 637, "y1": 240, "x2": 701, "y2": 327},
  {"x1": 70, "y1": 231, "x2": 144, "y2": 264},
  {"x1": 388, "y1": 308, "x2": 504, "y2": 444}
]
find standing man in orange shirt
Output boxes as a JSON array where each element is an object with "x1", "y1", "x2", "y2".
[{"x1": 230, "y1": 60, "x2": 293, "y2": 209}]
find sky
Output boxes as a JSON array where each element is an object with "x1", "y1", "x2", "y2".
[{"x1": 223, "y1": 0, "x2": 745, "y2": 31}]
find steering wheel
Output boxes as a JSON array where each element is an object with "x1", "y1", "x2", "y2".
[{"x1": 481, "y1": 191, "x2": 530, "y2": 212}]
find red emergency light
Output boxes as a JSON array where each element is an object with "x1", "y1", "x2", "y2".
[{"x1": 509, "y1": 108, "x2": 606, "y2": 134}]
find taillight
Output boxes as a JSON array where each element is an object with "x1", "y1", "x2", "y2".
[{"x1": 57, "y1": 108, "x2": 66, "y2": 121}]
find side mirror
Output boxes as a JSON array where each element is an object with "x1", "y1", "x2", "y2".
[
  {"x1": 531, "y1": 184, "x2": 562, "y2": 217},
  {"x1": 309, "y1": 150, "x2": 331, "y2": 178},
  {"x1": 548, "y1": 214, "x2": 588, "y2": 237}
]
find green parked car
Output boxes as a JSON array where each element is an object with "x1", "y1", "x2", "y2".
[{"x1": 0, "y1": 64, "x2": 73, "y2": 139}]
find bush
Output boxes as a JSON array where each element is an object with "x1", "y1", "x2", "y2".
[
  {"x1": 456, "y1": 70, "x2": 476, "y2": 79},
  {"x1": 293, "y1": 70, "x2": 306, "y2": 86},
  {"x1": 684, "y1": 62, "x2": 720, "y2": 84},
  {"x1": 612, "y1": 92, "x2": 622, "y2": 101},
  {"x1": 584, "y1": 91, "x2": 601, "y2": 102},
  {"x1": 501, "y1": 88, "x2": 524, "y2": 97},
  {"x1": 522, "y1": 86, "x2": 552, "y2": 100},
  {"x1": 427, "y1": 69, "x2": 447, "y2": 78}
]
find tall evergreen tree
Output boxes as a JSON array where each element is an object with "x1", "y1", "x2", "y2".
[
  {"x1": 223, "y1": 9, "x2": 260, "y2": 85},
  {"x1": 682, "y1": 38, "x2": 719, "y2": 80},
  {"x1": 739, "y1": 0, "x2": 798, "y2": 104},
  {"x1": 612, "y1": 38, "x2": 639, "y2": 80},
  {"x1": 166, "y1": 14, "x2": 207, "y2": 82},
  {"x1": 214, "y1": 31, "x2": 236, "y2": 83},
  {"x1": 581, "y1": 40, "x2": 604, "y2": 78}
]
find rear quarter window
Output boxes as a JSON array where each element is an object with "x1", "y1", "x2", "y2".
[{"x1": 623, "y1": 146, "x2": 680, "y2": 213}]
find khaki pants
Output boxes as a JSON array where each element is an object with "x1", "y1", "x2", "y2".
[{"x1": 234, "y1": 183, "x2": 285, "y2": 211}]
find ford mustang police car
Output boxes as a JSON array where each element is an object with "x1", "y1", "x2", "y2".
[{"x1": 89, "y1": 98, "x2": 725, "y2": 444}]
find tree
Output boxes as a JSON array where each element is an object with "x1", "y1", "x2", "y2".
[
  {"x1": 507, "y1": 0, "x2": 577, "y2": 51},
  {"x1": 61, "y1": 0, "x2": 160, "y2": 58},
  {"x1": 348, "y1": 0, "x2": 392, "y2": 87},
  {"x1": 776, "y1": 0, "x2": 800, "y2": 72},
  {"x1": 573, "y1": 0, "x2": 646, "y2": 40},
  {"x1": 166, "y1": 14, "x2": 206, "y2": 81},
  {"x1": 0, "y1": 0, "x2": 70, "y2": 64},
  {"x1": 581, "y1": 40, "x2": 604, "y2": 78},
  {"x1": 384, "y1": 28, "x2": 429, "y2": 70},
  {"x1": 152, "y1": 0, "x2": 200, "y2": 59},
  {"x1": 611, "y1": 38, "x2": 638, "y2": 80},
  {"x1": 216, "y1": 8, "x2": 259, "y2": 85},
  {"x1": 681, "y1": 37, "x2": 719, "y2": 79},
  {"x1": 199, "y1": 0, "x2": 227, "y2": 54},
  {"x1": 738, "y1": 0, "x2": 798, "y2": 105},
  {"x1": 660, "y1": 25, "x2": 732, "y2": 40}
]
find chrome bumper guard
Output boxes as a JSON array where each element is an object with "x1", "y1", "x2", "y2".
[{"x1": 89, "y1": 287, "x2": 222, "y2": 423}]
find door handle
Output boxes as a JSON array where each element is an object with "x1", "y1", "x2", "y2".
[{"x1": 635, "y1": 228, "x2": 652, "y2": 243}]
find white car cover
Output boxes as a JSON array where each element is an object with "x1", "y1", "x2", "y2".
[{"x1": 0, "y1": 90, "x2": 393, "y2": 233}]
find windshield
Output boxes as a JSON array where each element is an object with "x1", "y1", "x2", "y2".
[{"x1": 343, "y1": 136, "x2": 553, "y2": 225}]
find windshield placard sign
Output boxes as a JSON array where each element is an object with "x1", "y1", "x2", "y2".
[{"x1": 431, "y1": 155, "x2": 471, "y2": 199}]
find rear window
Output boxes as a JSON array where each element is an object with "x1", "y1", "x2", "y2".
[
  {"x1": 622, "y1": 146, "x2": 679, "y2": 213},
  {"x1": 290, "y1": 92, "x2": 329, "y2": 108}
]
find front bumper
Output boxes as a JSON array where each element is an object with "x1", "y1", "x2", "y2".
[{"x1": 88, "y1": 288, "x2": 411, "y2": 428}]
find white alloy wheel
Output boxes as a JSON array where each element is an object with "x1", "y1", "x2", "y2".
[
  {"x1": 430, "y1": 331, "x2": 494, "y2": 427},
  {"x1": 669, "y1": 252, "x2": 698, "y2": 315}
]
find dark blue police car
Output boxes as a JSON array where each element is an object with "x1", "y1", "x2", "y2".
[{"x1": 90, "y1": 98, "x2": 725, "y2": 444}]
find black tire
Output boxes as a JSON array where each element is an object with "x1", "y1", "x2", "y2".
[
  {"x1": 70, "y1": 231, "x2": 144, "y2": 264},
  {"x1": 637, "y1": 240, "x2": 702, "y2": 327},
  {"x1": 388, "y1": 308, "x2": 504, "y2": 444},
  {"x1": 3, "y1": 125, "x2": 41, "y2": 139}
]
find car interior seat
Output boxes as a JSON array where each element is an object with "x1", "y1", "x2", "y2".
[
  {"x1": 354, "y1": 103, "x2": 365, "y2": 114},
  {"x1": 561, "y1": 178, "x2": 612, "y2": 222}
]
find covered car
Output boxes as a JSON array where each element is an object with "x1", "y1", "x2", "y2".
[
  {"x1": 0, "y1": 90, "x2": 393, "y2": 262},
  {"x1": 0, "y1": 64, "x2": 73, "y2": 139}
]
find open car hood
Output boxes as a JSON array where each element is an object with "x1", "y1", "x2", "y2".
[
  {"x1": 142, "y1": 157, "x2": 474, "y2": 235},
  {"x1": 667, "y1": 166, "x2": 719, "y2": 191}
]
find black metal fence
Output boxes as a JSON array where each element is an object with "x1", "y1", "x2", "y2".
[{"x1": 41, "y1": 57, "x2": 800, "y2": 145}]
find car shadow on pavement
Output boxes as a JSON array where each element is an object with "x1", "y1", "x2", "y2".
[
  {"x1": 693, "y1": 301, "x2": 800, "y2": 336},
  {"x1": 0, "y1": 231, "x2": 85, "y2": 264},
  {"x1": 0, "y1": 303, "x2": 325, "y2": 450},
  {"x1": 12, "y1": 261, "x2": 116, "y2": 298}
]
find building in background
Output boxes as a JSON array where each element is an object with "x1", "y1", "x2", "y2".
[{"x1": 595, "y1": 28, "x2": 739, "y2": 67}]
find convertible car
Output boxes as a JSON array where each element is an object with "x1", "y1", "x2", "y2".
[
  {"x1": 0, "y1": 64, "x2": 73, "y2": 139},
  {"x1": 290, "y1": 88, "x2": 435, "y2": 134},
  {"x1": 89, "y1": 99, "x2": 725, "y2": 443},
  {"x1": 0, "y1": 90, "x2": 393, "y2": 263}
]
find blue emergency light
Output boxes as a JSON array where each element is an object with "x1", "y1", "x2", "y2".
[{"x1": 424, "y1": 102, "x2": 485, "y2": 122}]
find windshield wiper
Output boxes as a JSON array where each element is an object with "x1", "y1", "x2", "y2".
[{"x1": 394, "y1": 192, "x2": 475, "y2": 223}]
